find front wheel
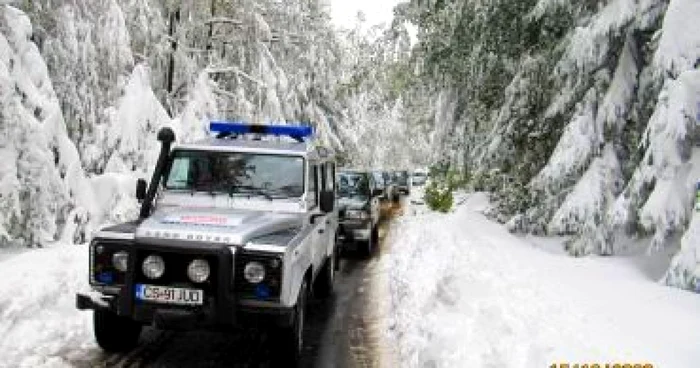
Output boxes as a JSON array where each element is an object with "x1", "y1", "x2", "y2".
[
  {"x1": 93, "y1": 310, "x2": 142, "y2": 352},
  {"x1": 361, "y1": 225, "x2": 377, "y2": 258},
  {"x1": 314, "y1": 247, "x2": 336, "y2": 298},
  {"x1": 274, "y1": 280, "x2": 308, "y2": 365}
]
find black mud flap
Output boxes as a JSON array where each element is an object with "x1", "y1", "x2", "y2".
[{"x1": 76, "y1": 293, "x2": 114, "y2": 311}]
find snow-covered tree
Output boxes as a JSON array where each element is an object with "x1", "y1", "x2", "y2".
[
  {"x1": 0, "y1": 5, "x2": 96, "y2": 246},
  {"x1": 400, "y1": 0, "x2": 700, "y2": 293}
]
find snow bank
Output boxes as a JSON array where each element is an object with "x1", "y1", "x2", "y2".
[
  {"x1": 0, "y1": 244, "x2": 98, "y2": 367},
  {"x1": 387, "y1": 194, "x2": 700, "y2": 367}
]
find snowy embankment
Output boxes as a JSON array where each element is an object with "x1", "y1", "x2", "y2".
[
  {"x1": 386, "y1": 193, "x2": 700, "y2": 367},
  {"x1": 0, "y1": 244, "x2": 98, "y2": 368}
]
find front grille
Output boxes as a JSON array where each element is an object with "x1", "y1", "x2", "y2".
[
  {"x1": 235, "y1": 252, "x2": 282, "y2": 300},
  {"x1": 134, "y1": 250, "x2": 220, "y2": 296}
]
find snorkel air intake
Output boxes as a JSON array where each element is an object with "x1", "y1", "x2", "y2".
[{"x1": 139, "y1": 127, "x2": 176, "y2": 219}]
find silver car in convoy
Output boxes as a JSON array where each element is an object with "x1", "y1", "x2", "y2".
[
  {"x1": 411, "y1": 169, "x2": 428, "y2": 187},
  {"x1": 76, "y1": 123, "x2": 339, "y2": 364}
]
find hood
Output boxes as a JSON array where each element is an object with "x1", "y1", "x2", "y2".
[{"x1": 135, "y1": 207, "x2": 304, "y2": 246}]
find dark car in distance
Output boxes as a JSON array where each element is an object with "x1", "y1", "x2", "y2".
[
  {"x1": 372, "y1": 170, "x2": 394, "y2": 202},
  {"x1": 337, "y1": 170, "x2": 381, "y2": 256},
  {"x1": 392, "y1": 170, "x2": 411, "y2": 197}
]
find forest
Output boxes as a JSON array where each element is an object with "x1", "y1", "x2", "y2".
[{"x1": 1, "y1": 0, "x2": 700, "y2": 292}]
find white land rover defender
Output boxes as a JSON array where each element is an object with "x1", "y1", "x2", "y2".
[{"x1": 76, "y1": 122, "x2": 339, "y2": 363}]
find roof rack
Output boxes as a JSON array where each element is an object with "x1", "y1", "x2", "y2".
[{"x1": 209, "y1": 121, "x2": 314, "y2": 143}]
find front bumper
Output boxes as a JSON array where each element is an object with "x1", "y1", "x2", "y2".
[
  {"x1": 76, "y1": 291, "x2": 294, "y2": 330},
  {"x1": 338, "y1": 219, "x2": 371, "y2": 242}
]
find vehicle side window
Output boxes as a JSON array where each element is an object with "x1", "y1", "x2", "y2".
[
  {"x1": 325, "y1": 163, "x2": 335, "y2": 191},
  {"x1": 320, "y1": 164, "x2": 327, "y2": 192},
  {"x1": 308, "y1": 165, "x2": 318, "y2": 207}
]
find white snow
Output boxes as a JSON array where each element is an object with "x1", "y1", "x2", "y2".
[
  {"x1": 386, "y1": 192, "x2": 700, "y2": 367},
  {"x1": 0, "y1": 5, "x2": 98, "y2": 246},
  {"x1": 0, "y1": 244, "x2": 99, "y2": 368},
  {"x1": 535, "y1": 89, "x2": 600, "y2": 189},
  {"x1": 2, "y1": 193, "x2": 700, "y2": 367},
  {"x1": 598, "y1": 33, "x2": 639, "y2": 132},
  {"x1": 636, "y1": 70, "x2": 700, "y2": 252},
  {"x1": 102, "y1": 63, "x2": 171, "y2": 177},
  {"x1": 654, "y1": 0, "x2": 700, "y2": 77},
  {"x1": 548, "y1": 144, "x2": 621, "y2": 237}
]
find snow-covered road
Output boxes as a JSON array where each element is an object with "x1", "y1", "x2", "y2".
[
  {"x1": 0, "y1": 203, "x2": 403, "y2": 368},
  {"x1": 386, "y1": 193, "x2": 700, "y2": 367},
  {"x1": 3, "y1": 193, "x2": 700, "y2": 367}
]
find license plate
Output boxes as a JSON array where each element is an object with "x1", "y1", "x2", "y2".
[{"x1": 135, "y1": 284, "x2": 204, "y2": 306}]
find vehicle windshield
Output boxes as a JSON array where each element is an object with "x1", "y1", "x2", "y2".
[
  {"x1": 164, "y1": 150, "x2": 305, "y2": 198},
  {"x1": 393, "y1": 171, "x2": 409, "y2": 185},
  {"x1": 372, "y1": 172, "x2": 386, "y2": 188},
  {"x1": 338, "y1": 172, "x2": 370, "y2": 198}
]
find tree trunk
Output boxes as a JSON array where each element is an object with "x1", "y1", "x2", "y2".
[
  {"x1": 207, "y1": 0, "x2": 216, "y2": 56},
  {"x1": 166, "y1": 7, "x2": 180, "y2": 95}
]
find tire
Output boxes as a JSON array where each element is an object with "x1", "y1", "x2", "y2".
[
  {"x1": 361, "y1": 225, "x2": 377, "y2": 258},
  {"x1": 372, "y1": 225, "x2": 379, "y2": 248},
  {"x1": 275, "y1": 280, "x2": 308, "y2": 366},
  {"x1": 334, "y1": 238, "x2": 341, "y2": 271},
  {"x1": 314, "y1": 246, "x2": 336, "y2": 298},
  {"x1": 93, "y1": 310, "x2": 142, "y2": 352}
]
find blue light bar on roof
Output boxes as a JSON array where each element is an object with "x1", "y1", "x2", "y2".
[{"x1": 209, "y1": 121, "x2": 314, "y2": 141}]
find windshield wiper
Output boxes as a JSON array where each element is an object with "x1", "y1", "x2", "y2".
[{"x1": 228, "y1": 185, "x2": 273, "y2": 201}]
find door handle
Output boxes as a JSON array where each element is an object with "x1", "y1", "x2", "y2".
[{"x1": 319, "y1": 229, "x2": 325, "y2": 234}]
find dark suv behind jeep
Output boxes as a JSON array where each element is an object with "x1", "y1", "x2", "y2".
[{"x1": 337, "y1": 170, "x2": 381, "y2": 256}]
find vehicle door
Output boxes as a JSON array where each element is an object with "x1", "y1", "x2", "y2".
[
  {"x1": 307, "y1": 164, "x2": 327, "y2": 275},
  {"x1": 368, "y1": 173, "x2": 380, "y2": 227},
  {"x1": 323, "y1": 162, "x2": 338, "y2": 256}
]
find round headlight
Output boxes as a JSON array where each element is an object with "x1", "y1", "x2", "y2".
[
  {"x1": 187, "y1": 259, "x2": 210, "y2": 283},
  {"x1": 244, "y1": 261, "x2": 265, "y2": 284},
  {"x1": 142, "y1": 254, "x2": 165, "y2": 279},
  {"x1": 112, "y1": 251, "x2": 129, "y2": 272}
]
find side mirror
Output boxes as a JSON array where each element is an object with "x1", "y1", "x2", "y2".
[
  {"x1": 320, "y1": 191, "x2": 335, "y2": 213},
  {"x1": 136, "y1": 178, "x2": 147, "y2": 202}
]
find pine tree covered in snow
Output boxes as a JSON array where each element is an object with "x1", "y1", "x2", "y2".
[
  {"x1": 0, "y1": 5, "x2": 95, "y2": 246},
  {"x1": 0, "y1": 0, "x2": 358, "y2": 246},
  {"x1": 403, "y1": 0, "x2": 700, "y2": 288}
]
